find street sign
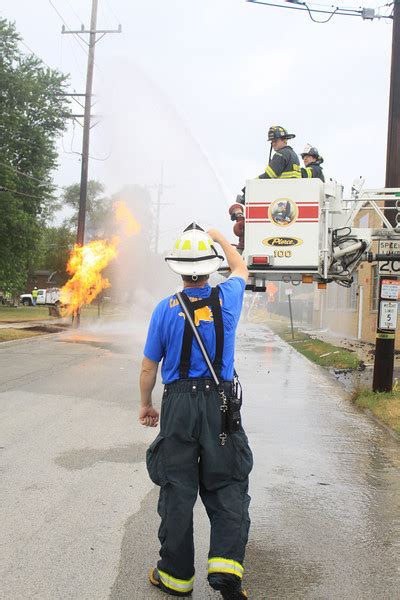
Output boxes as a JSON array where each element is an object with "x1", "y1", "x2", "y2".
[
  {"x1": 381, "y1": 279, "x2": 400, "y2": 300},
  {"x1": 285, "y1": 289, "x2": 293, "y2": 296},
  {"x1": 379, "y1": 300, "x2": 398, "y2": 330},
  {"x1": 378, "y1": 240, "x2": 400, "y2": 275}
]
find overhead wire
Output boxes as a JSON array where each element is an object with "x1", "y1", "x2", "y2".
[
  {"x1": 19, "y1": 40, "x2": 53, "y2": 69},
  {"x1": 64, "y1": 0, "x2": 85, "y2": 26},
  {"x1": 48, "y1": 0, "x2": 90, "y2": 58},
  {"x1": 0, "y1": 161, "x2": 65, "y2": 191},
  {"x1": 247, "y1": 1, "x2": 363, "y2": 18},
  {"x1": 304, "y1": 4, "x2": 339, "y2": 22},
  {"x1": 0, "y1": 186, "x2": 48, "y2": 200},
  {"x1": 247, "y1": 0, "x2": 394, "y2": 20},
  {"x1": 104, "y1": 0, "x2": 122, "y2": 28}
]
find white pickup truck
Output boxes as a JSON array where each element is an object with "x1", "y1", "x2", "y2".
[{"x1": 20, "y1": 288, "x2": 61, "y2": 307}]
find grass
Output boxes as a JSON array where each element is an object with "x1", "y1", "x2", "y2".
[
  {"x1": 0, "y1": 306, "x2": 52, "y2": 322},
  {"x1": 352, "y1": 389, "x2": 400, "y2": 436},
  {"x1": 0, "y1": 302, "x2": 127, "y2": 325},
  {"x1": 267, "y1": 318, "x2": 360, "y2": 370},
  {"x1": 0, "y1": 328, "x2": 45, "y2": 342},
  {"x1": 65, "y1": 303, "x2": 127, "y2": 323}
]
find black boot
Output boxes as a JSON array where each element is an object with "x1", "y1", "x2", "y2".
[{"x1": 220, "y1": 588, "x2": 248, "y2": 599}]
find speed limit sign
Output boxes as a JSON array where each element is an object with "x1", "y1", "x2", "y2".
[
  {"x1": 379, "y1": 301, "x2": 398, "y2": 330},
  {"x1": 379, "y1": 241, "x2": 400, "y2": 275}
]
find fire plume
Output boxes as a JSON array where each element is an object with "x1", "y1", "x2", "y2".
[
  {"x1": 114, "y1": 201, "x2": 141, "y2": 236},
  {"x1": 60, "y1": 239, "x2": 119, "y2": 316},
  {"x1": 60, "y1": 201, "x2": 140, "y2": 318}
]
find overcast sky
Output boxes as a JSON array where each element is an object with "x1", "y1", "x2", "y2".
[{"x1": 1, "y1": 0, "x2": 394, "y2": 247}]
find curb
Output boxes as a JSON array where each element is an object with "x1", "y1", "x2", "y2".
[{"x1": 362, "y1": 408, "x2": 400, "y2": 441}]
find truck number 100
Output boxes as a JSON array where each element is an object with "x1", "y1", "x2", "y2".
[{"x1": 274, "y1": 249, "x2": 292, "y2": 258}]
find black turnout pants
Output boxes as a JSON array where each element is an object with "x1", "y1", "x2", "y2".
[{"x1": 146, "y1": 379, "x2": 253, "y2": 595}]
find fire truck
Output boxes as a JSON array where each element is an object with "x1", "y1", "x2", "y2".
[{"x1": 228, "y1": 178, "x2": 400, "y2": 292}]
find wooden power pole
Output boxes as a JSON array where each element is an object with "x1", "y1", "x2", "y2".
[
  {"x1": 62, "y1": 0, "x2": 121, "y2": 247},
  {"x1": 61, "y1": 0, "x2": 121, "y2": 326},
  {"x1": 373, "y1": 0, "x2": 400, "y2": 392}
]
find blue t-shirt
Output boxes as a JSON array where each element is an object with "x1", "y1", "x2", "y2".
[{"x1": 144, "y1": 277, "x2": 245, "y2": 384}]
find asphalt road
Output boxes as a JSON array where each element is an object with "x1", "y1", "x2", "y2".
[{"x1": 1, "y1": 320, "x2": 400, "y2": 599}]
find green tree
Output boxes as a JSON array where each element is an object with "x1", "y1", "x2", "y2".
[
  {"x1": 37, "y1": 225, "x2": 75, "y2": 285},
  {"x1": 62, "y1": 180, "x2": 113, "y2": 240},
  {"x1": 0, "y1": 18, "x2": 70, "y2": 294}
]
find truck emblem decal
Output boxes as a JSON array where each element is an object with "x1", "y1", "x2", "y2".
[
  {"x1": 262, "y1": 237, "x2": 303, "y2": 247},
  {"x1": 268, "y1": 198, "x2": 298, "y2": 227}
]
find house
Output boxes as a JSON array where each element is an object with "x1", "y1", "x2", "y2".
[{"x1": 27, "y1": 270, "x2": 63, "y2": 291}]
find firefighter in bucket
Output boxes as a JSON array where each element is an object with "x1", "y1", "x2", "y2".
[{"x1": 230, "y1": 124, "x2": 300, "y2": 250}]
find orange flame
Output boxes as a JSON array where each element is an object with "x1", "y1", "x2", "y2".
[
  {"x1": 114, "y1": 201, "x2": 141, "y2": 236},
  {"x1": 60, "y1": 239, "x2": 119, "y2": 316},
  {"x1": 60, "y1": 201, "x2": 141, "y2": 317}
]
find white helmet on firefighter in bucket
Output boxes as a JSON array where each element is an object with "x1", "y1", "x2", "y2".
[{"x1": 165, "y1": 223, "x2": 224, "y2": 277}]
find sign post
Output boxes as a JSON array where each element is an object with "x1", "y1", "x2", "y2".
[
  {"x1": 285, "y1": 288, "x2": 294, "y2": 340},
  {"x1": 373, "y1": 242, "x2": 400, "y2": 391}
]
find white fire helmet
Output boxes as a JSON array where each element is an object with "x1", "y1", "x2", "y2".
[{"x1": 165, "y1": 223, "x2": 224, "y2": 277}]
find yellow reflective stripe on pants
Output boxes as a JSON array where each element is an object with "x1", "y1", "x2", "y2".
[
  {"x1": 158, "y1": 569, "x2": 195, "y2": 593},
  {"x1": 265, "y1": 165, "x2": 277, "y2": 178},
  {"x1": 279, "y1": 171, "x2": 301, "y2": 178},
  {"x1": 208, "y1": 557, "x2": 244, "y2": 579}
]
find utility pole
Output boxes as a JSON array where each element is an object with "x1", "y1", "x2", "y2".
[
  {"x1": 77, "y1": 0, "x2": 97, "y2": 248},
  {"x1": 61, "y1": 0, "x2": 121, "y2": 326},
  {"x1": 154, "y1": 164, "x2": 163, "y2": 255},
  {"x1": 385, "y1": 0, "x2": 400, "y2": 204},
  {"x1": 62, "y1": 0, "x2": 121, "y2": 247},
  {"x1": 147, "y1": 164, "x2": 173, "y2": 254},
  {"x1": 373, "y1": 0, "x2": 400, "y2": 392}
]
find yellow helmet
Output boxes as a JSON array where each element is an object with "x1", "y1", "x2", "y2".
[{"x1": 165, "y1": 223, "x2": 223, "y2": 277}]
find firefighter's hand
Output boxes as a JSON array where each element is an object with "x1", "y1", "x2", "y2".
[
  {"x1": 139, "y1": 405, "x2": 159, "y2": 427},
  {"x1": 207, "y1": 228, "x2": 225, "y2": 244}
]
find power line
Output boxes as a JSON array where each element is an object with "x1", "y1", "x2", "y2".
[
  {"x1": 246, "y1": 0, "x2": 394, "y2": 21},
  {"x1": 104, "y1": 0, "x2": 122, "y2": 28},
  {"x1": 48, "y1": 0, "x2": 90, "y2": 58},
  {"x1": 64, "y1": 0, "x2": 85, "y2": 26},
  {"x1": 0, "y1": 161, "x2": 65, "y2": 191},
  {"x1": 0, "y1": 186, "x2": 47, "y2": 200},
  {"x1": 18, "y1": 39, "x2": 53, "y2": 69},
  {"x1": 247, "y1": 1, "x2": 361, "y2": 17}
]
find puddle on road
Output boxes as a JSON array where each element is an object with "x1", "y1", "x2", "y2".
[
  {"x1": 59, "y1": 337, "x2": 123, "y2": 353},
  {"x1": 55, "y1": 443, "x2": 147, "y2": 471},
  {"x1": 245, "y1": 541, "x2": 322, "y2": 599},
  {"x1": 23, "y1": 325, "x2": 66, "y2": 334},
  {"x1": 240, "y1": 344, "x2": 282, "y2": 355}
]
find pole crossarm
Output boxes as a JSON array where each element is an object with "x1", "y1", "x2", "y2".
[{"x1": 62, "y1": 27, "x2": 121, "y2": 35}]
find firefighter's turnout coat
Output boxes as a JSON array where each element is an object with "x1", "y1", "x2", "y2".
[
  {"x1": 259, "y1": 145, "x2": 301, "y2": 180},
  {"x1": 301, "y1": 161, "x2": 325, "y2": 182}
]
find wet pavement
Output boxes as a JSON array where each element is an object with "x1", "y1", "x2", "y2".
[
  {"x1": 1, "y1": 322, "x2": 400, "y2": 599},
  {"x1": 241, "y1": 325, "x2": 400, "y2": 599}
]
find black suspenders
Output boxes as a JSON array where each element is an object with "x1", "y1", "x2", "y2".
[{"x1": 178, "y1": 287, "x2": 224, "y2": 379}]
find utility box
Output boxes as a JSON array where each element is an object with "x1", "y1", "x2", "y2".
[{"x1": 244, "y1": 179, "x2": 324, "y2": 280}]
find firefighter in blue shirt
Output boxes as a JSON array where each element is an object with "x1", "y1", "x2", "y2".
[{"x1": 140, "y1": 223, "x2": 252, "y2": 599}]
